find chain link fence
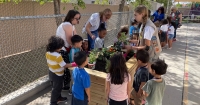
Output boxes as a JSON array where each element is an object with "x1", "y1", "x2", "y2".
[{"x1": 0, "y1": 9, "x2": 132, "y2": 104}]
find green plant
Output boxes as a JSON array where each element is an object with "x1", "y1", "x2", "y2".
[{"x1": 89, "y1": 50, "x2": 97, "y2": 64}]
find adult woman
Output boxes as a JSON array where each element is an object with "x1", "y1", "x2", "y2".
[
  {"x1": 56, "y1": 9, "x2": 81, "y2": 52},
  {"x1": 56, "y1": 9, "x2": 81, "y2": 94},
  {"x1": 170, "y1": 6, "x2": 182, "y2": 41},
  {"x1": 82, "y1": 8, "x2": 112, "y2": 50},
  {"x1": 152, "y1": 6, "x2": 165, "y2": 23}
]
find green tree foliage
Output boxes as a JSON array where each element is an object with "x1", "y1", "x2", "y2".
[
  {"x1": 130, "y1": 0, "x2": 152, "y2": 10},
  {"x1": 94, "y1": 0, "x2": 109, "y2": 5}
]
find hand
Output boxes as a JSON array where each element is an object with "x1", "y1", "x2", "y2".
[
  {"x1": 88, "y1": 97, "x2": 91, "y2": 103},
  {"x1": 137, "y1": 90, "x2": 143, "y2": 97},
  {"x1": 91, "y1": 35, "x2": 96, "y2": 40},
  {"x1": 124, "y1": 45, "x2": 132, "y2": 50}
]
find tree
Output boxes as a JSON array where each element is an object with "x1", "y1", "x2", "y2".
[
  {"x1": 130, "y1": 0, "x2": 152, "y2": 10},
  {"x1": 0, "y1": 0, "x2": 86, "y2": 26}
]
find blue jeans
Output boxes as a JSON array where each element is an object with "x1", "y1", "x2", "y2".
[{"x1": 87, "y1": 30, "x2": 98, "y2": 50}]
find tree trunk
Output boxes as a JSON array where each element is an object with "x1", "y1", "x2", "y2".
[
  {"x1": 53, "y1": 0, "x2": 62, "y2": 27},
  {"x1": 119, "y1": 0, "x2": 125, "y2": 12}
]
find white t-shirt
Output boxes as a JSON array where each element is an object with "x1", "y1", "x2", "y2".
[
  {"x1": 82, "y1": 13, "x2": 100, "y2": 33},
  {"x1": 94, "y1": 37, "x2": 104, "y2": 49},
  {"x1": 160, "y1": 24, "x2": 168, "y2": 32},
  {"x1": 168, "y1": 25, "x2": 175, "y2": 35},
  {"x1": 139, "y1": 24, "x2": 155, "y2": 40},
  {"x1": 56, "y1": 22, "x2": 75, "y2": 49}
]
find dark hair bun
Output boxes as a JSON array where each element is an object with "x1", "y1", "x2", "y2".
[{"x1": 98, "y1": 23, "x2": 106, "y2": 32}]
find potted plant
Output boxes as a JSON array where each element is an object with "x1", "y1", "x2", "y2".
[{"x1": 88, "y1": 50, "x2": 97, "y2": 69}]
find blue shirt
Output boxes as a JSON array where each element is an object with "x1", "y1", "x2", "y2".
[
  {"x1": 72, "y1": 67, "x2": 91, "y2": 100},
  {"x1": 69, "y1": 47, "x2": 80, "y2": 63},
  {"x1": 129, "y1": 26, "x2": 136, "y2": 35},
  {"x1": 133, "y1": 66, "x2": 149, "y2": 92},
  {"x1": 152, "y1": 11, "x2": 165, "y2": 22}
]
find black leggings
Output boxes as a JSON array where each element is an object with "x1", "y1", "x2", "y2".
[
  {"x1": 59, "y1": 50, "x2": 71, "y2": 88},
  {"x1": 109, "y1": 98, "x2": 128, "y2": 105}
]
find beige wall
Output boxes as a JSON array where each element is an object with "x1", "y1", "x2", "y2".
[{"x1": 0, "y1": 1, "x2": 130, "y2": 58}]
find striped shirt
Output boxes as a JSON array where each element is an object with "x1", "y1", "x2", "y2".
[{"x1": 46, "y1": 52, "x2": 66, "y2": 76}]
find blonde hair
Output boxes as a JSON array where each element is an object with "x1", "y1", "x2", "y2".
[
  {"x1": 99, "y1": 8, "x2": 112, "y2": 19},
  {"x1": 171, "y1": 6, "x2": 177, "y2": 11},
  {"x1": 134, "y1": 5, "x2": 148, "y2": 31}
]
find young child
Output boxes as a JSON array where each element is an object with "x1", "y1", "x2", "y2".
[
  {"x1": 106, "y1": 52, "x2": 131, "y2": 105},
  {"x1": 131, "y1": 49, "x2": 149, "y2": 105},
  {"x1": 167, "y1": 16, "x2": 175, "y2": 49},
  {"x1": 94, "y1": 23, "x2": 107, "y2": 50},
  {"x1": 69, "y1": 35, "x2": 83, "y2": 63},
  {"x1": 71, "y1": 51, "x2": 91, "y2": 105},
  {"x1": 159, "y1": 19, "x2": 169, "y2": 48},
  {"x1": 82, "y1": 39, "x2": 89, "y2": 54},
  {"x1": 142, "y1": 59, "x2": 167, "y2": 105},
  {"x1": 129, "y1": 21, "x2": 138, "y2": 36},
  {"x1": 46, "y1": 36, "x2": 76, "y2": 105}
]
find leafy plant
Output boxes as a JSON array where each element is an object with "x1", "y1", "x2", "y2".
[{"x1": 89, "y1": 50, "x2": 98, "y2": 64}]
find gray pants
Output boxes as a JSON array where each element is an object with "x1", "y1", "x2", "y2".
[{"x1": 49, "y1": 71, "x2": 63, "y2": 105}]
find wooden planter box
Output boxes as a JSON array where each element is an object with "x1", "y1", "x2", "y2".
[{"x1": 69, "y1": 57, "x2": 138, "y2": 105}]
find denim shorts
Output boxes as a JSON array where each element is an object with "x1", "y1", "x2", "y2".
[{"x1": 168, "y1": 34, "x2": 174, "y2": 39}]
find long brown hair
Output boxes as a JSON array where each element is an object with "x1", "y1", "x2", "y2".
[
  {"x1": 109, "y1": 52, "x2": 128, "y2": 85},
  {"x1": 99, "y1": 8, "x2": 112, "y2": 20},
  {"x1": 134, "y1": 5, "x2": 148, "y2": 31}
]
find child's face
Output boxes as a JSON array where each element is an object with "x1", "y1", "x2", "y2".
[
  {"x1": 82, "y1": 41, "x2": 88, "y2": 50},
  {"x1": 74, "y1": 41, "x2": 83, "y2": 48},
  {"x1": 133, "y1": 35, "x2": 137, "y2": 40},
  {"x1": 99, "y1": 30, "x2": 107, "y2": 38}
]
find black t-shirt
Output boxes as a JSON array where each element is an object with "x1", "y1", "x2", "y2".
[{"x1": 133, "y1": 66, "x2": 149, "y2": 92}]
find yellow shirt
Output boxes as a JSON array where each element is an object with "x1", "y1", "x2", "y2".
[{"x1": 46, "y1": 52, "x2": 66, "y2": 76}]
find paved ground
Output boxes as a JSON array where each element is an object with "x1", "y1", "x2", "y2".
[{"x1": 23, "y1": 23, "x2": 200, "y2": 105}]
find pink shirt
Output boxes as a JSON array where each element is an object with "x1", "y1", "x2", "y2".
[{"x1": 106, "y1": 73, "x2": 131, "y2": 101}]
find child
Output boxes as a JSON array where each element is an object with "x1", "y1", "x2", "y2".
[
  {"x1": 46, "y1": 36, "x2": 76, "y2": 105},
  {"x1": 131, "y1": 49, "x2": 149, "y2": 105},
  {"x1": 159, "y1": 19, "x2": 169, "y2": 48},
  {"x1": 69, "y1": 35, "x2": 83, "y2": 63},
  {"x1": 129, "y1": 21, "x2": 138, "y2": 36},
  {"x1": 167, "y1": 16, "x2": 175, "y2": 49},
  {"x1": 106, "y1": 52, "x2": 131, "y2": 105},
  {"x1": 94, "y1": 23, "x2": 107, "y2": 50},
  {"x1": 71, "y1": 51, "x2": 91, "y2": 105},
  {"x1": 142, "y1": 59, "x2": 167, "y2": 105},
  {"x1": 82, "y1": 39, "x2": 89, "y2": 53}
]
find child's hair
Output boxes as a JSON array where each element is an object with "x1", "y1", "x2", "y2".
[
  {"x1": 74, "y1": 51, "x2": 87, "y2": 66},
  {"x1": 120, "y1": 26, "x2": 129, "y2": 35},
  {"x1": 167, "y1": 16, "x2": 172, "y2": 23},
  {"x1": 71, "y1": 35, "x2": 83, "y2": 45},
  {"x1": 98, "y1": 23, "x2": 106, "y2": 32},
  {"x1": 162, "y1": 19, "x2": 169, "y2": 25},
  {"x1": 131, "y1": 21, "x2": 137, "y2": 26},
  {"x1": 151, "y1": 59, "x2": 167, "y2": 75},
  {"x1": 170, "y1": 21, "x2": 176, "y2": 28},
  {"x1": 136, "y1": 49, "x2": 149, "y2": 63},
  {"x1": 109, "y1": 52, "x2": 128, "y2": 85},
  {"x1": 46, "y1": 36, "x2": 64, "y2": 52}
]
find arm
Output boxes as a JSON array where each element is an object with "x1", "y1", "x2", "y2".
[
  {"x1": 85, "y1": 88, "x2": 91, "y2": 103},
  {"x1": 69, "y1": 49, "x2": 75, "y2": 63},
  {"x1": 63, "y1": 24, "x2": 73, "y2": 47},
  {"x1": 57, "y1": 55, "x2": 73, "y2": 68},
  {"x1": 127, "y1": 77, "x2": 131, "y2": 103},
  {"x1": 86, "y1": 23, "x2": 93, "y2": 37},
  {"x1": 137, "y1": 82, "x2": 146, "y2": 96},
  {"x1": 143, "y1": 90, "x2": 149, "y2": 97},
  {"x1": 178, "y1": 13, "x2": 182, "y2": 24},
  {"x1": 106, "y1": 81, "x2": 110, "y2": 101}
]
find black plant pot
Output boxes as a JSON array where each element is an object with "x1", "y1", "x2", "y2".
[{"x1": 94, "y1": 59, "x2": 107, "y2": 73}]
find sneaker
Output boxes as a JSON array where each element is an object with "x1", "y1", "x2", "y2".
[
  {"x1": 57, "y1": 97, "x2": 67, "y2": 104},
  {"x1": 62, "y1": 86, "x2": 70, "y2": 91},
  {"x1": 168, "y1": 47, "x2": 172, "y2": 49}
]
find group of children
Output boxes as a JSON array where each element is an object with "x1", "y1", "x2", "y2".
[
  {"x1": 46, "y1": 35, "x2": 168, "y2": 105},
  {"x1": 158, "y1": 16, "x2": 176, "y2": 49}
]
